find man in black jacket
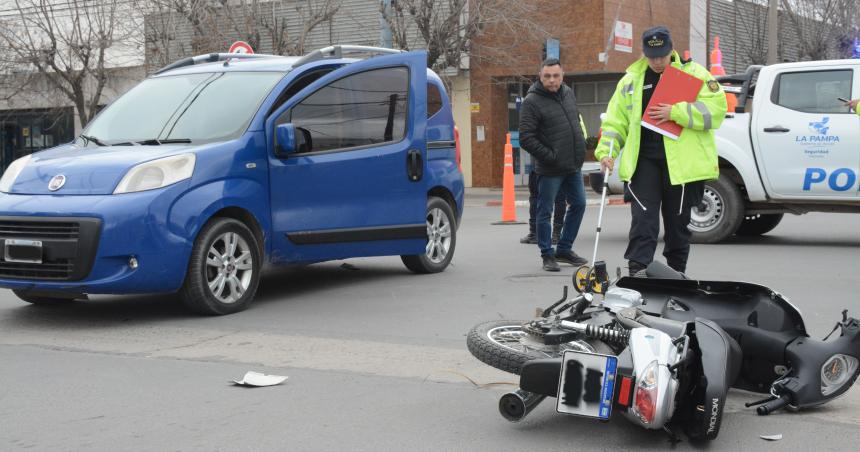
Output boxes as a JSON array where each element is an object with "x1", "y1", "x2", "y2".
[{"x1": 519, "y1": 58, "x2": 589, "y2": 272}]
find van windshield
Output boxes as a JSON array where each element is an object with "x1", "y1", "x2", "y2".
[{"x1": 84, "y1": 72, "x2": 284, "y2": 145}]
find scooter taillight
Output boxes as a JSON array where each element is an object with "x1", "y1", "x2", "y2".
[{"x1": 633, "y1": 361, "x2": 659, "y2": 424}]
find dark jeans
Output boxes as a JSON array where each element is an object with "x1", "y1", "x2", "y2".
[
  {"x1": 624, "y1": 156, "x2": 704, "y2": 273},
  {"x1": 536, "y1": 172, "x2": 586, "y2": 257},
  {"x1": 528, "y1": 170, "x2": 566, "y2": 234}
]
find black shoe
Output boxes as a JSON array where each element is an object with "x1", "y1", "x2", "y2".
[
  {"x1": 520, "y1": 232, "x2": 537, "y2": 244},
  {"x1": 542, "y1": 255, "x2": 560, "y2": 272},
  {"x1": 555, "y1": 250, "x2": 587, "y2": 266},
  {"x1": 628, "y1": 261, "x2": 647, "y2": 277}
]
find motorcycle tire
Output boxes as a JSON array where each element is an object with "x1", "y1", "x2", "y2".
[{"x1": 467, "y1": 320, "x2": 610, "y2": 375}]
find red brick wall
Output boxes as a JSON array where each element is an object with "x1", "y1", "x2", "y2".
[{"x1": 469, "y1": 0, "x2": 690, "y2": 187}]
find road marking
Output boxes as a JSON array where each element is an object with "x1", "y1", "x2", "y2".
[
  {"x1": 2, "y1": 324, "x2": 858, "y2": 425},
  {"x1": 0, "y1": 325, "x2": 512, "y2": 385}
]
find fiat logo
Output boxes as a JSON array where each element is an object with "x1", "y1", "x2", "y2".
[{"x1": 48, "y1": 175, "x2": 66, "y2": 191}]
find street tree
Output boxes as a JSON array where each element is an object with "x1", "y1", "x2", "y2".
[
  {"x1": 780, "y1": 0, "x2": 857, "y2": 60},
  {"x1": 380, "y1": 0, "x2": 556, "y2": 74},
  {"x1": 145, "y1": 0, "x2": 340, "y2": 71},
  {"x1": 0, "y1": 0, "x2": 142, "y2": 127}
]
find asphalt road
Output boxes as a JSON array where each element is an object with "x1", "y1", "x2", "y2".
[{"x1": 2, "y1": 195, "x2": 860, "y2": 451}]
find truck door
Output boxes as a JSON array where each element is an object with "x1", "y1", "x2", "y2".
[
  {"x1": 753, "y1": 66, "x2": 858, "y2": 199},
  {"x1": 265, "y1": 51, "x2": 428, "y2": 263}
]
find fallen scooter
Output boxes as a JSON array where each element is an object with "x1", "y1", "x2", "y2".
[
  {"x1": 466, "y1": 263, "x2": 860, "y2": 440},
  {"x1": 468, "y1": 138, "x2": 860, "y2": 440}
]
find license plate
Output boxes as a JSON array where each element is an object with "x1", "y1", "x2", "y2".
[
  {"x1": 556, "y1": 350, "x2": 618, "y2": 420},
  {"x1": 4, "y1": 239, "x2": 43, "y2": 264}
]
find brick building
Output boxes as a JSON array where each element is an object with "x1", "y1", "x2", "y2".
[{"x1": 468, "y1": 0, "x2": 693, "y2": 187}]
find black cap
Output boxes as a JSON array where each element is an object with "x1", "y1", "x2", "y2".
[{"x1": 642, "y1": 26, "x2": 672, "y2": 58}]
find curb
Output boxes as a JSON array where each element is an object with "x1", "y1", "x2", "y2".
[{"x1": 485, "y1": 198, "x2": 629, "y2": 207}]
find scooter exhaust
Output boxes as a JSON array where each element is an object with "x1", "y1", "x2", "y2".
[{"x1": 499, "y1": 389, "x2": 546, "y2": 422}]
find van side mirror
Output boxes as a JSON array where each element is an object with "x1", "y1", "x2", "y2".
[{"x1": 275, "y1": 123, "x2": 312, "y2": 157}]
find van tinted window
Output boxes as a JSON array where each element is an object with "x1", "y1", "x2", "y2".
[
  {"x1": 428, "y1": 83, "x2": 443, "y2": 118},
  {"x1": 287, "y1": 67, "x2": 409, "y2": 153}
]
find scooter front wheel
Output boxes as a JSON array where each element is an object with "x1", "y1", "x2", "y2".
[{"x1": 466, "y1": 320, "x2": 596, "y2": 375}]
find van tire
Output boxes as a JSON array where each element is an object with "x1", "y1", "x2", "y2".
[
  {"x1": 401, "y1": 197, "x2": 456, "y2": 274},
  {"x1": 689, "y1": 174, "x2": 744, "y2": 244},
  {"x1": 180, "y1": 218, "x2": 261, "y2": 315},
  {"x1": 736, "y1": 213, "x2": 783, "y2": 236}
]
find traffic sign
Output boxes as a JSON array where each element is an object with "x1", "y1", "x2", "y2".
[{"x1": 228, "y1": 41, "x2": 254, "y2": 54}]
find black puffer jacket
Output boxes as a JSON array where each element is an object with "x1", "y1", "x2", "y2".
[{"x1": 518, "y1": 82, "x2": 586, "y2": 176}]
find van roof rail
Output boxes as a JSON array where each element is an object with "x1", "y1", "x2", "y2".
[
  {"x1": 154, "y1": 53, "x2": 283, "y2": 75},
  {"x1": 292, "y1": 45, "x2": 403, "y2": 70}
]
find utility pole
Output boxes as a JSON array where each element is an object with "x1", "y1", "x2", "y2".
[{"x1": 767, "y1": 0, "x2": 778, "y2": 64}]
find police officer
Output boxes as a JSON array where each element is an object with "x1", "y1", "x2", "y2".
[
  {"x1": 846, "y1": 99, "x2": 859, "y2": 114},
  {"x1": 594, "y1": 26, "x2": 727, "y2": 276}
]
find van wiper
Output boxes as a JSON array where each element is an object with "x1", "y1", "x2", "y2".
[
  {"x1": 136, "y1": 138, "x2": 193, "y2": 145},
  {"x1": 80, "y1": 134, "x2": 106, "y2": 146}
]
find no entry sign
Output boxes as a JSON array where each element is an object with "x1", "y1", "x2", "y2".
[{"x1": 229, "y1": 41, "x2": 254, "y2": 54}]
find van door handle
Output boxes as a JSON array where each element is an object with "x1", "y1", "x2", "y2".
[
  {"x1": 406, "y1": 149, "x2": 423, "y2": 182},
  {"x1": 763, "y1": 126, "x2": 790, "y2": 133}
]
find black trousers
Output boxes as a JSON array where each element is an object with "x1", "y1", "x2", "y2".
[
  {"x1": 624, "y1": 156, "x2": 704, "y2": 273},
  {"x1": 528, "y1": 170, "x2": 566, "y2": 234}
]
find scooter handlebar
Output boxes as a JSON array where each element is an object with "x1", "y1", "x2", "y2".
[{"x1": 756, "y1": 395, "x2": 790, "y2": 415}]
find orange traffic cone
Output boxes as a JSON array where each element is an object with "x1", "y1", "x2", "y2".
[
  {"x1": 710, "y1": 36, "x2": 738, "y2": 113},
  {"x1": 493, "y1": 133, "x2": 525, "y2": 225}
]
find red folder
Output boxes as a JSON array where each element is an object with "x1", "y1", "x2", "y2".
[{"x1": 641, "y1": 65, "x2": 704, "y2": 140}]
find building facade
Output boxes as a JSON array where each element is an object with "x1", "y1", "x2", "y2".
[{"x1": 468, "y1": 0, "x2": 692, "y2": 187}]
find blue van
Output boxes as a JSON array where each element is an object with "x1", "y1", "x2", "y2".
[{"x1": 0, "y1": 46, "x2": 464, "y2": 314}]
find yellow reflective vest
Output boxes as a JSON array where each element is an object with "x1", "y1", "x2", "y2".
[{"x1": 594, "y1": 51, "x2": 727, "y2": 185}]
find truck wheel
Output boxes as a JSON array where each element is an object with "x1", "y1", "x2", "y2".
[
  {"x1": 12, "y1": 290, "x2": 79, "y2": 305},
  {"x1": 736, "y1": 213, "x2": 783, "y2": 236},
  {"x1": 689, "y1": 174, "x2": 744, "y2": 244},
  {"x1": 401, "y1": 197, "x2": 456, "y2": 274},
  {"x1": 180, "y1": 218, "x2": 261, "y2": 315}
]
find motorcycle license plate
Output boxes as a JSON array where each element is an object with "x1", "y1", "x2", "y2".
[{"x1": 556, "y1": 351, "x2": 618, "y2": 420}]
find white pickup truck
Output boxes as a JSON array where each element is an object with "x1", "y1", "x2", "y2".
[{"x1": 593, "y1": 59, "x2": 860, "y2": 243}]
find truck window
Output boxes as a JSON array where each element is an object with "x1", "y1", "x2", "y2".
[
  {"x1": 771, "y1": 70, "x2": 853, "y2": 114},
  {"x1": 284, "y1": 67, "x2": 409, "y2": 153}
]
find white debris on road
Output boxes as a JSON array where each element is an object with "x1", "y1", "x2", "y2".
[{"x1": 232, "y1": 371, "x2": 288, "y2": 387}]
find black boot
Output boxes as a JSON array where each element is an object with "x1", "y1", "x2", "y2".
[
  {"x1": 628, "y1": 260, "x2": 647, "y2": 277},
  {"x1": 520, "y1": 232, "x2": 537, "y2": 244}
]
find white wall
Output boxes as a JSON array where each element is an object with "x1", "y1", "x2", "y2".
[{"x1": 448, "y1": 73, "x2": 472, "y2": 187}]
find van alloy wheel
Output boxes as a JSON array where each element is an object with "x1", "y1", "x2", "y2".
[
  {"x1": 401, "y1": 196, "x2": 457, "y2": 274},
  {"x1": 180, "y1": 218, "x2": 261, "y2": 315},
  {"x1": 205, "y1": 232, "x2": 254, "y2": 304},
  {"x1": 425, "y1": 207, "x2": 452, "y2": 264}
]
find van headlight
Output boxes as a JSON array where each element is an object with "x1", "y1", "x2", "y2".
[
  {"x1": 0, "y1": 154, "x2": 33, "y2": 193},
  {"x1": 114, "y1": 154, "x2": 196, "y2": 194},
  {"x1": 821, "y1": 354, "x2": 859, "y2": 396}
]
